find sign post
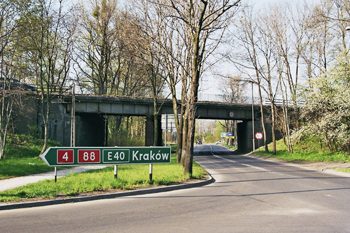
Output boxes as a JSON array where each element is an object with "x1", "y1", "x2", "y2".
[
  {"x1": 41, "y1": 147, "x2": 171, "y2": 182},
  {"x1": 114, "y1": 165, "x2": 118, "y2": 179},
  {"x1": 149, "y1": 164, "x2": 153, "y2": 181}
]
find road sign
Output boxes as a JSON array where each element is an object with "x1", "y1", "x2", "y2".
[
  {"x1": 226, "y1": 132, "x2": 233, "y2": 137},
  {"x1": 41, "y1": 147, "x2": 171, "y2": 167},
  {"x1": 229, "y1": 111, "x2": 234, "y2": 118},
  {"x1": 255, "y1": 132, "x2": 263, "y2": 140}
]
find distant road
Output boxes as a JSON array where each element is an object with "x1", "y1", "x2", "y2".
[{"x1": 1, "y1": 145, "x2": 350, "y2": 232}]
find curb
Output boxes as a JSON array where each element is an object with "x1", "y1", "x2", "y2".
[{"x1": 0, "y1": 175, "x2": 215, "y2": 211}]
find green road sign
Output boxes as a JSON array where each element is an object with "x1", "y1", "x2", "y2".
[{"x1": 40, "y1": 147, "x2": 171, "y2": 167}]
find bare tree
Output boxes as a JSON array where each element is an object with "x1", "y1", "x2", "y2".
[
  {"x1": 0, "y1": 0, "x2": 30, "y2": 159},
  {"x1": 74, "y1": 0, "x2": 119, "y2": 95},
  {"x1": 229, "y1": 7, "x2": 270, "y2": 152},
  {"x1": 135, "y1": 0, "x2": 192, "y2": 162},
  {"x1": 161, "y1": 0, "x2": 241, "y2": 175},
  {"x1": 22, "y1": 0, "x2": 76, "y2": 156},
  {"x1": 132, "y1": 0, "x2": 241, "y2": 175}
]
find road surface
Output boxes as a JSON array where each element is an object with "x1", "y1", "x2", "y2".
[{"x1": 1, "y1": 144, "x2": 350, "y2": 233}]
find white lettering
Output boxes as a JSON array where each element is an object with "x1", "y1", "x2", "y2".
[
  {"x1": 156, "y1": 151, "x2": 161, "y2": 160},
  {"x1": 108, "y1": 152, "x2": 112, "y2": 160},
  {"x1": 63, "y1": 152, "x2": 69, "y2": 161},
  {"x1": 150, "y1": 151, "x2": 155, "y2": 160},
  {"x1": 162, "y1": 153, "x2": 169, "y2": 161},
  {"x1": 133, "y1": 151, "x2": 139, "y2": 161}
]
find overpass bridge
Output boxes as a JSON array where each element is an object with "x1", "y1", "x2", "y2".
[
  {"x1": 32, "y1": 95, "x2": 271, "y2": 153},
  {"x1": 61, "y1": 95, "x2": 259, "y2": 120}
]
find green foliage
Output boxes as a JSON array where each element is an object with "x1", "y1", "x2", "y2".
[
  {"x1": 292, "y1": 55, "x2": 350, "y2": 153},
  {"x1": 0, "y1": 134, "x2": 61, "y2": 179},
  {"x1": 108, "y1": 132, "x2": 144, "y2": 146},
  {"x1": 196, "y1": 120, "x2": 225, "y2": 143},
  {"x1": 27, "y1": 125, "x2": 40, "y2": 138},
  {"x1": 255, "y1": 138, "x2": 350, "y2": 162},
  {"x1": 107, "y1": 116, "x2": 145, "y2": 146},
  {"x1": 223, "y1": 143, "x2": 237, "y2": 150},
  {"x1": 169, "y1": 143, "x2": 177, "y2": 151},
  {"x1": 0, "y1": 155, "x2": 207, "y2": 202},
  {"x1": 214, "y1": 121, "x2": 225, "y2": 141},
  {"x1": 334, "y1": 168, "x2": 350, "y2": 173},
  {"x1": 4, "y1": 134, "x2": 60, "y2": 159}
]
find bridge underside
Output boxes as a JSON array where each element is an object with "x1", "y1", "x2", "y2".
[{"x1": 14, "y1": 96, "x2": 274, "y2": 153}]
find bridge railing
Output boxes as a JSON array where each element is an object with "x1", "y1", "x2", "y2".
[
  {"x1": 196, "y1": 94, "x2": 305, "y2": 106},
  {"x1": 197, "y1": 93, "x2": 260, "y2": 105}
]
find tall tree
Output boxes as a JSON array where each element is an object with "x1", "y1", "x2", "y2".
[
  {"x1": 230, "y1": 7, "x2": 270, "y2": 152},
  {"x1": 164, "y1": 0, "x2": 241, "y2": 175},
  {"x1": 132, "y1": 0, "x2": 191, "y2": 161},
  {"x1": 21, "y1": 0, "x2": 76, "y2": 156},
  {"x1": 132, "y1": 0, "x2": 241, "y2": 175},
  {"x1": 0, "y1": 0, "x2": 21, "y2": 160},
  {"x1": 74, "y1": 0, "x2": 118, "y2": 95}
]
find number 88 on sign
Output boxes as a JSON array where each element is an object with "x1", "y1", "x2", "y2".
[{"x1": 78, "y1": 149, "x2": 101, "y2": 163}]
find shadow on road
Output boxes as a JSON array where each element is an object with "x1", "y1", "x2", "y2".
[{"x1": 194, "y1": 145, "x2": 243, "y2": 156}]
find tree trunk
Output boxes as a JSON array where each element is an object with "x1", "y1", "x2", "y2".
[{"x1": 270, "y1": 101, "x2": 276, "y2": 155}]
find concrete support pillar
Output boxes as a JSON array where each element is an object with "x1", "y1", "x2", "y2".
[
  {"x1": 157, "y1": 115, "x2": 162, "y2": 146},
  {"x1": 145, "y1": 115, "x2": 162, "y2": 146},
  {"x1": 145, "y1": 116, "x2": 154, "y2": 146},
  {"x1": 237, "y1": 121, "x2": 250, "y2": 153},
  {"x1": 75, "y1": 114, "x2": 105, "y2": 146}
]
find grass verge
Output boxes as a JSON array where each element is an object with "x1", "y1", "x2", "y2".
[
  {"x1": 0, "y1": 158, "x2": 63, "y2": 180},
  {"x1": 0, "y1": 155, "x2": 207, "y2": 203},
  {"x1": 253, "y1": 138, "x2": 350, "y2": 162},
  {"x1": 333, "y1": 168, "x2": 350, "y2": 174},
  {"x1": 222, "y1": 143, "x2": 237, "y2": 150},
  {"x1": 0, "y1": 134, "x2": 63, "y2": 180}
]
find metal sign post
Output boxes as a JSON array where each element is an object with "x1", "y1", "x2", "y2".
[
  {"x1": 54, "y1": 167, "x2": 57, "y2": 183},
  {"x1": 114, "y1": 165, "x2": 118, "y2": 179},
  {"x1": 149, "y1": 164, "x2": 153, "y2": 181}
]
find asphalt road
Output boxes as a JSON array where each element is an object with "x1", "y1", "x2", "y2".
[{"x1": 1, "y1": 144, "x2": 350, "y2": 233}]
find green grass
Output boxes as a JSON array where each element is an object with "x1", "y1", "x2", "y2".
[
  {"x1": 0, "y1": 134, "x2": 62, "y2": 179},
  {"x1": 0, "y1": 134, "x2": 207, "y2": 203},
  {"x1": 222, "y1": 143, "x2": 237, "y2": 150},
  {"x1": 0, "y1": 155, "x2": 207, "y2": 202},
  {"x1": 254, "y1": 137, "x2": 350, "y2": 162},
  {"x1": 334, "y1": 168, "x2": 350, "y2": 173},
  {"x1": 0, "y1": 157, "x2": 58, "y2": 179}
]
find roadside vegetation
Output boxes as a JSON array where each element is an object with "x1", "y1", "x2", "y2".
[
  {"x1": 0, "y1": 134, "x2": 207, "y2": 203},
  {"x1": 254, "y1": 138, "x2": 350, "y2": 163},
  {"x1": 0, "y1": 154, "x2": 206, "y2": 203},
  {"x1": 222, "y1": 143, "x2": 237, "y2": 150},
  {"x1": 0, "y1": 134, "x2": 61, "y2": 180}
]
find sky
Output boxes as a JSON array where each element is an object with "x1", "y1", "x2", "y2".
[
  {"x1": 200, "y1": 0, "x2": 323, "y2": 97},
  {"x1": 71, "y1": 0, "x2": 323, "y2": 98}
]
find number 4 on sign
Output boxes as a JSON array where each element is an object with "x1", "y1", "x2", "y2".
[{"x1": 57, "y1": 150, "x2": 74, "y2": 164}]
